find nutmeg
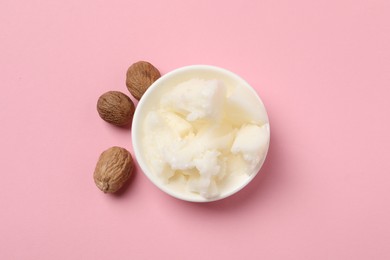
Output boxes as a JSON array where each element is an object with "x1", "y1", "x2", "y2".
[
  {"x1": 97, "y1": 91, "x2": 135, "y2": 126},
  {"x1": 126, "y1": 61, "x2": 161, "y2": 100},
  {"x1": 93, "y1": 146, "x2": 134, "y2": 193}
]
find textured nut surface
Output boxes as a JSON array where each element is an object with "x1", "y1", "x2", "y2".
[
  {"x1": 126, "y1": 61, "x2": 161, "y2": 100},
  {"x1": 97, "y1": 91, "x2": 135, "y2": 126},
  {"x1": 93, "y1": 146, "x2": 134, "y2": 193}
]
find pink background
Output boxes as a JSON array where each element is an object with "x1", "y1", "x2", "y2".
[{"x1": 1, "y1": 0, "x2": 389, "y2": 259}]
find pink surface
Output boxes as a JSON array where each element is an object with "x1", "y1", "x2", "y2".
[{"x1": 1, "y1": 0, "x2": 389, "y2": 259}]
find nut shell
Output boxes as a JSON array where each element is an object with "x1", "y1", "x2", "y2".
[
  {"x1": 126, "y1": 61, "x2": 161, "y2": 100},
  {"x1": 97, "y1": 91, "x2": 135, "y2": 126},
  {"x1": 93, "y1": 146, "x2": 134, "y2": 193}
]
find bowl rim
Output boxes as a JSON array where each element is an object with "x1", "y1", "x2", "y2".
[{"x1": 131, "y1": 64, "x2": 270, "y2": 202}]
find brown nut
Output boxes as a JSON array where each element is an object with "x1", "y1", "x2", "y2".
[
  {"x1": 97, "y1": 91, "x2": 135, "y2": 126},
  {"x1": 93, "y1": 146, "x2": 134, "y2": 193},
  {"x1": 126, "y1": 61, "x2": 161, "y2": 100}
]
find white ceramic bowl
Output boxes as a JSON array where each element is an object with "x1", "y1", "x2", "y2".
[{"x1": 132, "y1": 65, "x2": 270, "y2": 202}]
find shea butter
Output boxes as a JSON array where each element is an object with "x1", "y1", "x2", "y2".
[
  {"x1": 132, "y1": 65, "x2": 270, "y2": 202},
  {"x1": 140, "y1": 78, "x2": 269, "y2": 199}
]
